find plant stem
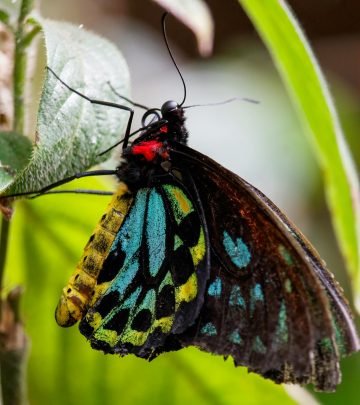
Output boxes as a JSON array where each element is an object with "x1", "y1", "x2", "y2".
[
  {"x1": 13, "y1": 0, "x2": 34, "y2": 134},
  {"x1": 0, "y1": 217, "x2": 10, "y2": 298},
  {"x1": 0, "y1": 1, "x2": 34, "y2": 404},
  {"x1": 0, "y1": 0, "x2": 34, "y2": 296},
  {"x1": 0, "y1": 288, "x2": 28, "y2": 405},
  {"x1": 0, "y1": 0, "x2": 34, "y2": 317}
]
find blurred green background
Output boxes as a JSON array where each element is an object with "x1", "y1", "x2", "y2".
[{"x1": 2, "y1": 0, "x2": 360, "y2": 404}]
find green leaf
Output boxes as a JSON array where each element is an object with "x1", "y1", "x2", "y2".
[
  {"x1": 0, "y1": 0, "x2": 19, "y2": 27},
  {"x1": 0, "y1": 9, "x2": 9, "y2": 25},
  {"x1": 0, "y1": 131, "x2": 32, "y2": 192},
  {"x1": 238, "y1": 0, "x2": 360, "y2": 309},
  {"x1": 152, "y1": 0, "x2": 214, "y2": 56},
  {"x1": 2, "y1": 18, "x2": 130, "y2": 197}
]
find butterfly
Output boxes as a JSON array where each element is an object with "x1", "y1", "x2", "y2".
[
  {"x1": 52, "y1": 91, "x2": 359, "y2": 392},
  {"x1": 3, "y1": 13, "x2": 358, "y2": 394}
]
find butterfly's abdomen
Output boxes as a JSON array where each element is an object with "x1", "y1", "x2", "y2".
[{"x1": 55, "y1": 183, "x2": 133, "y2": 327}]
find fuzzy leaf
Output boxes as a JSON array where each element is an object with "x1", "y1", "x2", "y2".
[
  {"x1": 2, "y1": 18, "x2": 130, "y2": 197},
  {"x1": 0, "y1": 131, "x2": 32, "y2": 192}
]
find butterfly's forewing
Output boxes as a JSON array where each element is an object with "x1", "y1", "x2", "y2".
[
  {"x1": 78, "y1": 183, "x2": 209, "y2": 358},
  {"x1": 169, "y1": 143, "x2": 359, "y2": 391}
]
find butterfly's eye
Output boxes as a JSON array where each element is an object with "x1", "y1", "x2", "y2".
[{"x1": 161, "y1": 100, "x2": 178, "y2": 117}]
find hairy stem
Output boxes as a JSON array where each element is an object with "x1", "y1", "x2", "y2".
[
  {"x1": 0, "y1": 2, "x2": 35, "y2": 405},
  {"x1": 13, "y1": 0, "x2": 34, "y2": 134}
]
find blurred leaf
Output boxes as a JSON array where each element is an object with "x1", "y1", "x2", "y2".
[
  {"x1": 152, "y1": 0, "x2": 214, "y2": 56},
  {"x1": 0, "y1": 8, "x2": 9, "y2": 25},
  {"x1": 238, "y1": 0, "x2": 360, "y2": 309},
  {"x1": 0, "y1": 0, "x2": 19, "y2": 27},
  {"x1": 5, "y1": 176, "x2": 296, "y2": 405},
  {"x1": 2, "y1": 18, "x2": 130, "y2": 197},
  {"x1": 0, "y1": 131, "x2": 32, "y2": 191}
]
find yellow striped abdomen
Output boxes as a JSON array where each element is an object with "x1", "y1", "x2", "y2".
[{"x1": 55, "y1": 182, "x2": 133, "y2": 327}]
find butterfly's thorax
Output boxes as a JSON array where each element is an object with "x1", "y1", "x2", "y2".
[{"x1": 117, "y1": 103, "x2": 188, "y2": 191}]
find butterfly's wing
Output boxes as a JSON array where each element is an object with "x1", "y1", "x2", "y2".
[
  {"x1": 169, "y1": 143, "x2": 359, "y2": 392},
  {"x1": 78, "y1": 182, "x2": 210, "y2": 358}
]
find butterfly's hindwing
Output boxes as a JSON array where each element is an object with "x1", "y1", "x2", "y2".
[
  {"x1": 79, "y1": 183, "x2": 209, "y2": 357},
  {"x1": 170, "y1": 143, "x2": 358, "y2": 391}
]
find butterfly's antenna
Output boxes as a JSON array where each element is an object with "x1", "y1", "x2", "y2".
[
  {"x1": 162, "y1": 13, "x2": 187, "y2": 107},
  {"x1": 183, "y1": 97, "x2": 259, "y2": 109}
]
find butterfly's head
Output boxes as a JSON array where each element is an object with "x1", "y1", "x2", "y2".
[
  {"x1": 161, "y1": 100, "x2": 179, "y2": 117},
  {"x1": 159, "y1": 100, "x2": 186, "y2": 134}
]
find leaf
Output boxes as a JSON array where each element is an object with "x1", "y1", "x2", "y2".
[
  {"x1": 238, "y1": 0, "x2": 360, "y2": 309},
  {"x1": 0, "y1": 131, "x2": 32, "y2": 192},
  {"x1": 2, "y1": 17, "x2": 130, "y2": 197},
  {"x1": 0, "y1": 0, "x2": 19, "y2": 27},
  {"x1": 152, "y1": 0, "x2": 214, "y2": 56},
  {"x1": 0, "y1": 9, "x2": 9, "y2": 25}
]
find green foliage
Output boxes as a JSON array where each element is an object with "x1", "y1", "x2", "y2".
[
  {"x1": 0, "y1": 8, "x2": 9, "y2": 25},
  {"x1": 0, "y1": 0, "x2": 18, "y2": 26},
  {"x1": 0, "y1": 132, "x2": 32, "y2": 191},
  {"x1": 239, "y1": 0, "x2": 360, "y2": 308},
  {"x1": 2, "y1": 18, "x2": 130, "y2": 196}
]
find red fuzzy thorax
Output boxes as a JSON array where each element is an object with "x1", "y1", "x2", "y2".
[{"x1": 131, "y1": 140, "x2": 169, "y2": 162}]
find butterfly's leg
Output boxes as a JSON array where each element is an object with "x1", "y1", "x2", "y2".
[
  {"x1": 1, "y1": 169, "x2": 117, "y2": 199},
  {"x1": 28, "y1": 189, "x2": 114, "y2": 198},
  {"x1": 47, "y1": 67, "x2": 134, "y2": 150}
]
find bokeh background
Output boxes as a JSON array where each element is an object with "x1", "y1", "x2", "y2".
[{"x1": 3, "y1": 0, "x2": 360, "y2": 404}]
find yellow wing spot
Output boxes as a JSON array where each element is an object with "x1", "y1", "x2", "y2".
[
  {"x1": 172, "y1": 188, "x2": 192, "y2": 215},
  {"x1": 175, "y1": 273, "x2": 198, "y2": 310},
  {"x1": 190, "y1": 228, "x2": 206, "y2": 265},
  {"x1": 88, "y1": 311, "x2": 103, "y2": 330},
  {"x1": 122, "y1": 329, "x2": 149, "y2": 346},
  {"x1": 153, "y1": 316, "x2": 174, "y2": 334},
  {"x1": 95, "y1": 328, "x2": 119, "y2": 347}
]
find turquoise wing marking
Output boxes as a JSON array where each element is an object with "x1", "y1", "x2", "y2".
[
  {"x1": 79, "y1": 184, "x2": 209, "y2": 357},
  {"x1": 146, "y1": 188, "x2": 166, "y2": 277}
]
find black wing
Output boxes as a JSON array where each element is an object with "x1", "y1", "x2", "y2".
[{"x1": 168, "y1": 143, "x2": 359, "y2": 392}]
